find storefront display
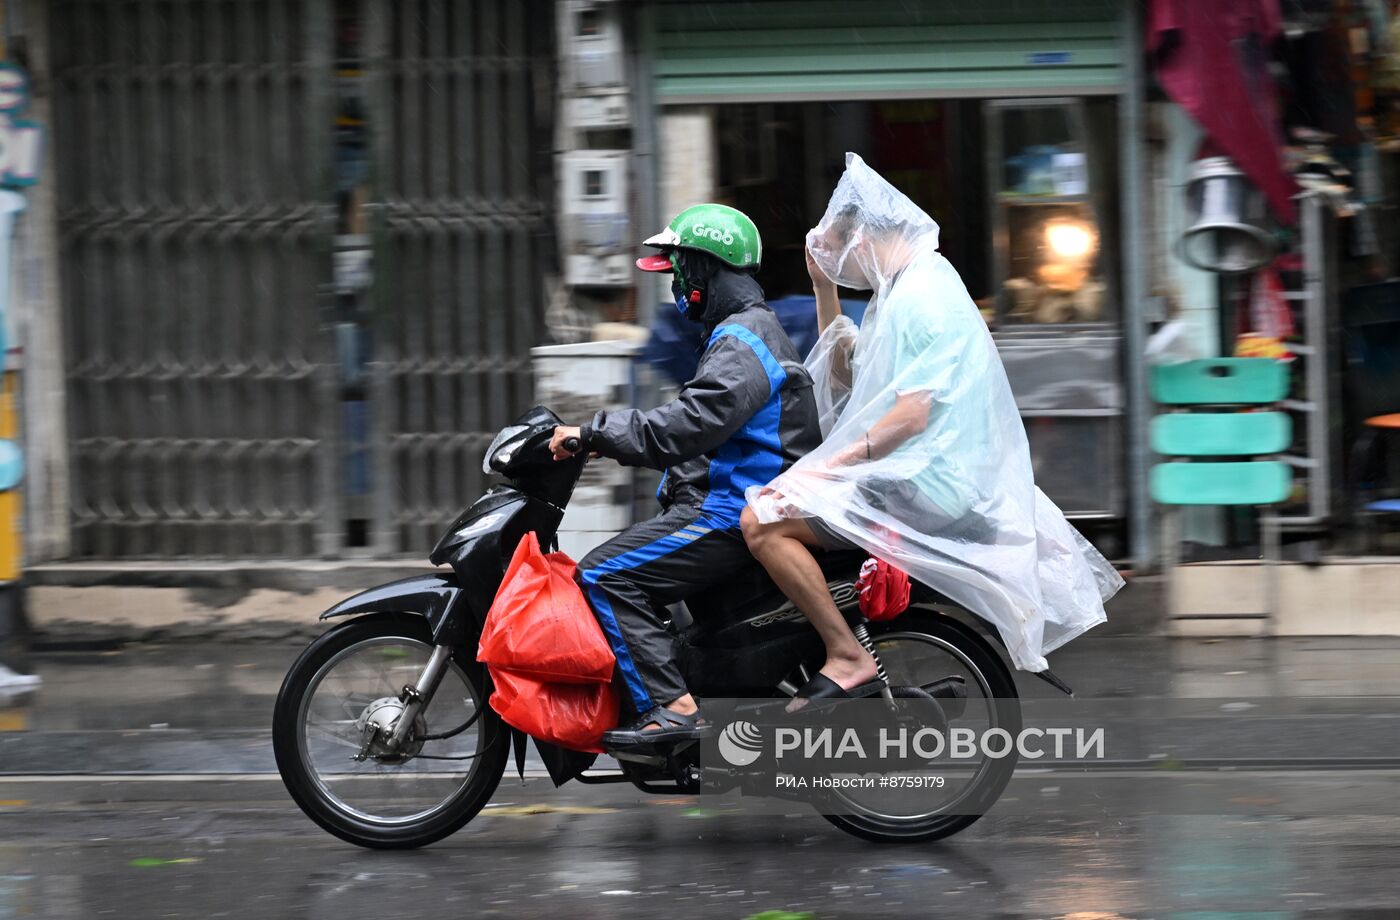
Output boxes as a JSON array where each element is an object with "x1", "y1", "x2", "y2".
[
  {"x1": 983, "y1": 98, "x2": 1126, "y2": 528},
  {"x1": 987, "y1": 99, "x2": 1110, "y2": 326}
]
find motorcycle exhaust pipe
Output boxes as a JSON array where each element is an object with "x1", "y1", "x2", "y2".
[{"x1": 921, "y1": 677, "x2": 968, "y2": 721}]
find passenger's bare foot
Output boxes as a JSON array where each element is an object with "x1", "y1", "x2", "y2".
[
  {"x1": 819, "y1": 650, "x2": 879, "y2": 690},
  {"x1": 786, "y1": 650, "x2": 880, "y2": 712}
]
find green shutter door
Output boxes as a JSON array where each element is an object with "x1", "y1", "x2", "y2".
[{"x1": 651, "y1": 0, "x2": 1123, "y2": 103}]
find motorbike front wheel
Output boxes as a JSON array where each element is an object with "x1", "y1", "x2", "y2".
[{"x1": 272, "y1": 613, "x2": 509, "y2": 849}]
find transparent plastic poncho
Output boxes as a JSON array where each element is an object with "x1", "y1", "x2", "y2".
[{"x1": 747, "y1": 154, "x2": 1122, "y2": 671}]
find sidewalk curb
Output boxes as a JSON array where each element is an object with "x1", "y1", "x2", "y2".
[
  {"x1": 26, "y1": 562, "x2": 439, "y2": 644},
  {"x1": 23, "y1": 563, "x2": 1166, "y2": 644}
]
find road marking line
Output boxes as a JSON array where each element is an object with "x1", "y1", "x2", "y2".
[{"x1": 0, "y1": 771, "x2": 559, "y2": 782}]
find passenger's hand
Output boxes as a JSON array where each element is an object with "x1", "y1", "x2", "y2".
[
  {"x1": 752, "y1": 484, "x2": 782, "y2": 503},
  {"x1": 550, "y1": 426, "x2": 583, "y2": 461},
  {"x1": 752, "y1": 484, "x2": 800, "y2": 519},
  {"x1": 806, "y1": 245, "x2": 836, "y2": 296}
]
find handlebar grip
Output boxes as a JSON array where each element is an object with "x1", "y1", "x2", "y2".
[{"x1": 563, "y1": 437, "x2": 582, "y2": 453}]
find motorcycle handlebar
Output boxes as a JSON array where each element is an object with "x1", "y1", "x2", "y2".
[{"x1": 563, "y1": 437, "x2": 582, "y2": 454}]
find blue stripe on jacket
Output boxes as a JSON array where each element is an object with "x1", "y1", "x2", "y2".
[{"x1": 701, "y1": 323, "x2": 787, "y2": 522}]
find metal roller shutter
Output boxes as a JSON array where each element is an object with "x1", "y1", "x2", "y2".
[{"x1": 650, "y1": 0, "x2": 1123, "y2": 103}]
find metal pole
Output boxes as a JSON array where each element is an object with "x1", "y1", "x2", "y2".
[
  {"x1": 629, "y1": 3, "x2": 661, "y2": 328},
  {"x1": 306, "y1": 0, "x2": 339, "y2": 559},
  {"x1": 1120, "y1": 1, "x2": 1155, "y2": 570},
  {"x1": 365, "y1": 0, "x2": 396, "y2": 556},
  {"x1": 1263, "y1": 511, "x2": 1281, "y2": 627}
]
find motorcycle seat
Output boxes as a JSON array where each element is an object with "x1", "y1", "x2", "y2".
[
  {"x1": 814, "y1": 548, "x2": 871, "y2": 574},
  {"x1": 679, "y1": 547, "x2": 958, "y2": 632},
  {"x1": 680, "y1": 547, "x2": 868, "y2": 620}
]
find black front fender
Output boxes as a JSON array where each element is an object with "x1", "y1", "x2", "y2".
[{"x1": 321, "y1": 573, "x2": 472, "y2": 646}]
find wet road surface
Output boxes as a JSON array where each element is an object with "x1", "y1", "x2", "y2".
[
  {"x1": 8, "y1": 778, "x2": 1400, "y2": 919},
  {"x1": 4, "y1": 637, "x2": 1400, "y2": 918}
]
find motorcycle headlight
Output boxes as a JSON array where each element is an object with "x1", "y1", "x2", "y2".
[{"x1": 482, "y1": 425, "x2": 529, "y2": 474}]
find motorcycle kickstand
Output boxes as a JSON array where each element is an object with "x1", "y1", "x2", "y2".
[{"x1": 665, "y1": 746, "x2": 703, "y2": 793}]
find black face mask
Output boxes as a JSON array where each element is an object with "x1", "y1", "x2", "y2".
[
  {"x1": 671, "y1": 275, "x2": 706, "y2": 322},
  {"x1": 671, "y1": 249, "x2": 718, "y2": 323}
]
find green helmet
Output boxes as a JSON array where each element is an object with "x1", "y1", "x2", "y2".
[{"x1": 635, "y1": 203, "x2": 762, "y2": 274}]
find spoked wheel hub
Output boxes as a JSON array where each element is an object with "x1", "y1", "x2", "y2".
[{"x1": 352, "y1": 696, "x2": 427, "y2": 764}]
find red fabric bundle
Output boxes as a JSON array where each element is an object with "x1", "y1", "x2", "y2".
[{"x1": 856, "y1": 556, "x2": 911, "y2": 622}]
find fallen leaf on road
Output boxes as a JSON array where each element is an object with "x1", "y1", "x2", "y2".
[{"x1": 129, "y1": 857, "x2": 202, "y2": 868}]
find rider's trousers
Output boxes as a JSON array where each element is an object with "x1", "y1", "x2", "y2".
[{"x1": 577, "y1": 504, "x2": 752, "y2": 714}]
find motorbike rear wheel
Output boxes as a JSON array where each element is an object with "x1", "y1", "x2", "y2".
[
  {"x1": 272, "y1": 613, "x2": 508, "y2": 849},
  {"x1": 820, "y1": 611, "x2": 1021, "y2": 844}
]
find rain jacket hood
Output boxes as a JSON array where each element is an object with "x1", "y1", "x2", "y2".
[{"x1": 748, "y1": 153, "x2": 1122, "y2": 671}]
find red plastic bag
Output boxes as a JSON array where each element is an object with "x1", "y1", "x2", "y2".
[
  {"x1": 478, "y1": 532, "x2": 620, "y2": 753},
  {"x1": 488, "y1": 667, "x2": 618, "y2": 754},
  {"x1": 857, "y1": 556, "x2": 911, "y2": 622},
  {"x1": 478, "y1": 532, "x2": 615, "y2": 685}
]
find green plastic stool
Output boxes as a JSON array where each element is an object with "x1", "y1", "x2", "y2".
[{"x1": 1151, "y1": 359, "x2": 1293, "y2": 623}]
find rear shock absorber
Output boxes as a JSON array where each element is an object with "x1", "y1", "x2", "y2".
[{"x1": 852, "y1": 622, "x2": 892, "y2": 695}]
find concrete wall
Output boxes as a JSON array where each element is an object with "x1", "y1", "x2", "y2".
[
  {"x1": 13, "y1": 0, "x2": 70, "y2": 563},
  {"x1": 1169, "y1": 560, "x2": 1400, "y2": 637},
  {"x1": 653, "y1": 105, "x2": 715, "y2": 309}
]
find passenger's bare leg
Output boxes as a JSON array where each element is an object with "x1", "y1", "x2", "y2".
[{"x1": 739, "y1": 508, "x2": 877, "y2": 695}]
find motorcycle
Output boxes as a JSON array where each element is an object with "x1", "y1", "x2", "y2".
[{"x1": 273, "y1": 405, "x2": 1067, "y2": 849}]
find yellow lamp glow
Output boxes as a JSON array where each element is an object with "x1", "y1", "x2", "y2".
[{"x1": 1045, "y1": 220, "x2": 1096, "y2": 260}]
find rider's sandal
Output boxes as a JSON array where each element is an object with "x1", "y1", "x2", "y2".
[
  {"x1": 602, "y1": 706, "x2": 711, "y2": 749},
  {"x1": 786, "y1": 673, "x2": 886, "y2": 712}
]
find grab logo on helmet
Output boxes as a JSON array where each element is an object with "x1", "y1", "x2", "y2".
[{"x1": 691, "y1": 224, "x2": 735, "y2": 246}]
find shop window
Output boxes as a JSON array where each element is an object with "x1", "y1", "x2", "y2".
[
  {"x1": 986, "y1": 99, "x2": 1113, "y2": 327},
  {"x1": 712, "y1": 101, "x2": 987, "y2": 302}
]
